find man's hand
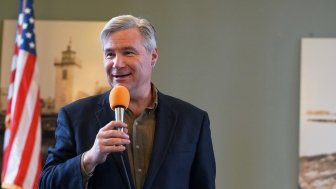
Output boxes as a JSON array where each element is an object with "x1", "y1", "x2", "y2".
[{"x1": 83, "y1": 120, "x2": 130, "y2": 173}]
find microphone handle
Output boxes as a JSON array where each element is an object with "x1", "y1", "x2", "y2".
[{"x1": 114, "y1": 107, "x2": 125, "y2": 132}]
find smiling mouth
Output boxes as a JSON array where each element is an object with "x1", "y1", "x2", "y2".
[{"x1": 113, "y1": 73, "x2": 131, "y2": 78}]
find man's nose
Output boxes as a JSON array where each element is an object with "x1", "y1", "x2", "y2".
[{"x1": 113, "y1": 54, "x2": 125, "y2": 68}]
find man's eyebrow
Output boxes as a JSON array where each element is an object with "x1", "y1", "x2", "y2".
[
  {"x1": 104, "y1": 48, "x2": 114, "y2": 52},
  {"x1": 122, "y1": 46, "x2": 137, "y2": 51}
]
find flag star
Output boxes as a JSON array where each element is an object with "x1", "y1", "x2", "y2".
[
  {"x1": 19, "y1": 38, "x2": 24, "y2": 45},
  {"x1": 22, "y1": 23, "x2": 28, "y2": 29},
  {"x1": 29, "y1": 42, "x2": 35, "y2": 48},
  {"x1": 29, "y1": 17, "x2": 34, "y2": 24},
  {"x1": 25, "y1": 8, "x2": 31, "y2": 14},
  {"x1": 16, "y1": 35, "x2": 21, "y2": 42},
  {"x1": 26, "y1": 32, "x2": 32, "y2": 39},
  {"x1": 18, "y1": 14, "x2": 24, "y2": 24}
]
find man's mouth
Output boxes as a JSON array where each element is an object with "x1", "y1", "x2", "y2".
[{"x1": 113, "y1": 73, "x2": 131, "y2": 78}]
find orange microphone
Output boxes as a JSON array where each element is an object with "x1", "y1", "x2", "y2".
[
  {"x1": 109, "y1": 84, "x2": 130, "y2": 131},
  {"x1": 109, "y1": 85, "x2": 132, "y2": 189}
]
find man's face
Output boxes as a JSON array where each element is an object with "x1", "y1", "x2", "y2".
[{"x1": 103, "y1": 28, "x2": 158, "y2": 95}]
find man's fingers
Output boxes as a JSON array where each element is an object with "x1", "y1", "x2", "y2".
[
  {"x1": 105, "y1": 145, "x2": 127, "y2": 152},
  {"x1": 100, "y1": 129, "x2": 129, "y2": 139},
  {"x1": 103, "y1": 120, "x2": 127, "y2": 130},
  {"x1": 101, "y1": 138, "x2": 130, "y2": 146}
]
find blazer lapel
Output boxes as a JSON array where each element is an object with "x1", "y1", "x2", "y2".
[
  {"x1": 143, "y1": 93, "x2": 178, "y2": 189},
  {"x1": 95, "y1": 92, "x2": 135, "y2": 188},
  {"x1": 94, "y1": 91, "x2": 113, "y2": 129}
]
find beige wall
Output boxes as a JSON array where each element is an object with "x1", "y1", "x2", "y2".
[{"x1": 1, "y1": 0, "x2": 336, "y2": 188}]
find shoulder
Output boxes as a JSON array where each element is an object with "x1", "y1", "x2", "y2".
[
  {"x1": 56, "y1": 91, "x2": 110, "y2": 130},
  {"x1": 61, "y1": 91, "x2": 109, "y2": 113}
]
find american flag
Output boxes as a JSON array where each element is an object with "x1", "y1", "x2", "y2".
[{"x1": 1, "y1": 0, "x2": 42, "y2": 188}]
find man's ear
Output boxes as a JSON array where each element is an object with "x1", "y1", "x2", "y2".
[{"x1": 151, "y1": 48, "x2": 159, "y2": 67}]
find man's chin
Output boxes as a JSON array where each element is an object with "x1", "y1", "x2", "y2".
[{"x1": 111, "y1": 82, "x2": 130, "y2": 88}]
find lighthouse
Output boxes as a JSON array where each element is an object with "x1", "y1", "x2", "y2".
[{"x1": 54, "y1": 41, "x2": 80, "y2": 112}]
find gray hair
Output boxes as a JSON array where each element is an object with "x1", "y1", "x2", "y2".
[{"x1": 100, "y1": 15, "x2": 157, "y2": 52}]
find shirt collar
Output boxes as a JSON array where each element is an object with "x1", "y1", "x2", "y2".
[
  {"x1": 125, "y1": 83, "x2": 158, "y2": 116},
  {"x1": 146, "y1": 83, "x2": 158, "y2": 112}
]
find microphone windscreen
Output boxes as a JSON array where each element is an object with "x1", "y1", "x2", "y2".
[{"x1": 109, "y1": 85, "x2": 130, "y2": 110}]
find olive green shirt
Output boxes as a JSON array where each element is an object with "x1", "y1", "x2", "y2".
[{"x1": 125, "y1": 86, "x2": 158, "y2": 189}]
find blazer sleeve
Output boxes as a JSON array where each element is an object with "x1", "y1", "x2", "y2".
[
  {"x1": 189, "y1": 112, "x2": 216, "y2": 189},
  {"x1": 39, "y1": 108, "x2": 85, "y2": 189}
]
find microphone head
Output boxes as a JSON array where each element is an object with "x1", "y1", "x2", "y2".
[{"x1": 109, "y1": 84, "x2": 130, "y2": 110}]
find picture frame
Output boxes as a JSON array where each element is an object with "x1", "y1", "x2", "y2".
[{"x1": 299, "y1": 38, "x2": 336, "y2": 189}]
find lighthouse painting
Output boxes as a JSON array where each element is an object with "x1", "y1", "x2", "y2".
[
  {"x1": 0, "y1": 20, "x2": 110, "y2": 164},
  {"x1": 1, "y1": 20, "x2": 110, "y2": 114}
]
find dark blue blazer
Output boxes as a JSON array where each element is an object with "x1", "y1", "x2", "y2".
[{"x1": 39, "y1": 91, "x2": 216, "y2": 189}]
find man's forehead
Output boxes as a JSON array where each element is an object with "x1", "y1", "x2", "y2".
[{"x1": 110, "y1": 28, "x2": 141, "y2": 40}]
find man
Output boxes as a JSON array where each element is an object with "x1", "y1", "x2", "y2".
[{"x1": 39, "y1": 15, "x2": 216, "y2": 189}]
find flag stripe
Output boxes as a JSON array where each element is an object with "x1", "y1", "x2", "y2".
[
  {"x1": 10, "y1": 69, "x2": 16, "y2": 83},
  {"x1": 24, "y1": 119, "x2": 41, "y2": 188},
  {"x1": 32, "y1": 155, "x2": 42, "y2": 189},
  {"x1": 2, "y1": 53, "x2": 34, "y2": 180},
  {"x1": 23, "y1": 120, "x2": 41, "y2": 188},
  {"x1": 14, "y1": 91, "x2": 40, "y2": 185},
  {"x1": 5, "y1": 48, "x2": 18, "y2": 119},
  {"x1": 12, "y1": 53, "x2": 36, "y2": 130},
  {"x1": 16, "y1": 63, "x2": 40, "y2": 186},
  {"x1": 6, "y1": 54, "x2": 38, "y2": 182}
]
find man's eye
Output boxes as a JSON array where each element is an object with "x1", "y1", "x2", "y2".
[
  {"x1": 105, "y1": 52, "x2": 115, "y2": 59},
  {"x1": 124, "y1": 51, "x2": 136, "y2": 56}
]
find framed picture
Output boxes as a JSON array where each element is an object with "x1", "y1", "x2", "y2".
[
  {"x1": 0, "y1": 20, "x2": 109, "y2": 164},
  {"x1": 300, "y1": 38, "x2": 336, "y2": 189}
]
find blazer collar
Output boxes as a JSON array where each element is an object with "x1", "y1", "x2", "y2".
[{"x1": 95, "y1": 91, "x2": 113, "y2": 127}]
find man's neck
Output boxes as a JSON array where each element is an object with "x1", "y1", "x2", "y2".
[{"x1": 129, "y1": 85, "x2": 153, "y2": 117}]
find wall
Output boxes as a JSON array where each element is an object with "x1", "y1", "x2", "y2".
[{"x1": 1, "y1": 0, "x2": 336, "y2": 188}]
